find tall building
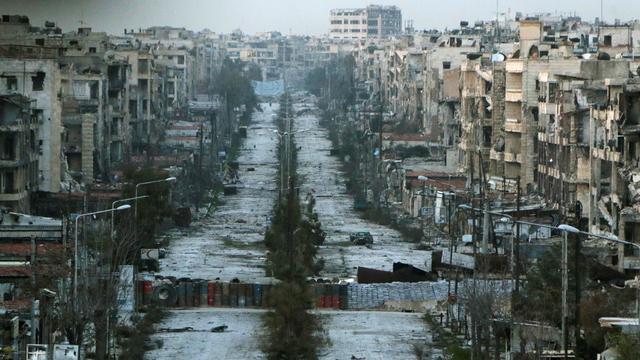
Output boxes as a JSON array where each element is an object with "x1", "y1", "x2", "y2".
[{"x1": 329, "y1": 5, "x2": 401, "y2": 40}]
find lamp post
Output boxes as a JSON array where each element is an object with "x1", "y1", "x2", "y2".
[
  {"x1": 274, "y1": 129, "x2": 309, "y2": 196},
  {"x1": 459, "y1": 204, "x2": 640, "y2": 357},
  {"x1": 134, "y1": 177, "x2": 176, "y2": 246},
  {"x1": 73, "y1": 204, "x2": 131, "y2": 301},
  {"x1": 111, "y1": 195, "x2": 149, "y2": 242},
  {"x1": 134, "y1": 177, "x2": 176, "y2": 217}
]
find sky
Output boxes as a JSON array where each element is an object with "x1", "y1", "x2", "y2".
[{"x1": 3, "y1": 0, "x2": 640, "y2": 36}]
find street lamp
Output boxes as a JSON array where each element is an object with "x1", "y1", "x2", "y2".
[
  {"x1": 74, "y1": 204, "x2": 131, "y2": 301},
  {"x1": 134, "y1": 177, "x2": 176, "y2": 217},
  {"x1": 111, "y1": 195, "x2": 149, "y2": 242},
  {"x1": 273, "y1": 128, "x2": 309, "y2": 196},
  {"x1": 459, "y1": 204, "x2": 640, "y2": 356}
]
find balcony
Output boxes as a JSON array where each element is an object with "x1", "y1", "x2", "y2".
[
  {"x1": 504, "y1": 152, "x2": 519, "y2": 163},
  {"x1": 538, "y1": 102, "x2": 556, "y2": 115},
  {"x1": 505, "y1": 90, "x2": 522, "y2": 102},
  {"x1": 0, "y1": 190, "x2": 28, "y2": 202},
  {"x1": 490, "y1": 149, "x2": 504, "y2": 161},
  {"x1": 592, "y1": 147, "x2": 621, "y2": 162},
  {"x1": 538, "y1": 164, "x2": 560, "y2": 178},
  {"x1": 592, "y1": 108, "x2": 619, "y2": 122},
  {"x1": 506, "y1": 60, "x2": 524, "y2": 73},
  {"x1": 504, "y1": 121, "x2": 523, "y2": 133}
]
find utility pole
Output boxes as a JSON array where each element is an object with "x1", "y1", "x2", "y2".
[
  {"x1": 209, "y1": 109, "x2": 217, "y2": 168},
  {"x1": 30, "y1": 235, "x2": 37, "y2": 345},
  {"x1": 562, "y1": 230, "x2": 569, "y2": 360},
  {"x1": 514, "y1": 176, "x2": 521, "y2": 293},
  {"x1": 197, "y1": 121, "x2": 204, "y2": 210},
  {"x1": 469, "y1": 151, "x2": 478, "y2": 359},
  {"x1": 574, "y1": 208, "x2": 582, "y2": 357}
]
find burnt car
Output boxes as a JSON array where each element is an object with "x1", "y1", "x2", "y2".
[{"x1": 349, "y1": 231, "x2": 373, "y2": 245}]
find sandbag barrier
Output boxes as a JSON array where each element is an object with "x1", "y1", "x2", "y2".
[{"x1": 137, "y1": 278, "x2": 349, "y2": 310}]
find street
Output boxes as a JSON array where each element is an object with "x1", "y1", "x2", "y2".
[
  {"x1": 293, "y1": 99, "x2": 431, "y2": 277},
  {"x1": 148, "y1": 97, "x2": 433, "y2": 359},
  {"x1": 156, "y1": 103, "x2": 279, "y2": 282},
  {"x1": 146, "y1": 308, "x2": 429, "y2": 360}
]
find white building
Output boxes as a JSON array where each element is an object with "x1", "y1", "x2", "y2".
[{"x1": 329, "y1": 5, "x2": 402, "y2": 41}]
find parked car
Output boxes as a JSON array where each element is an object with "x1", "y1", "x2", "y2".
[{"x1": 349, "y1": 231, "x2": 373, "y2": 245}]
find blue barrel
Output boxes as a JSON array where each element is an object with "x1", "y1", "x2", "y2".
[
  {"x1": 192, "y1": 282, "x2": 200, "y2": 307},
  {"x1": 253, "y1": 284, "x2": 262, "y2": 307},
  {"x1": 177, "y1": 283, "x2": 186, "y2": 307},
  {"x1": 200, "y1": 281, "x2": 208, "y2": 307},
  {"x1": 229, "y1": 283, "x2": 239, "y2": 307},
  {"x1": 238, "y1": 284, "x2": 247, "y2": 307},
  {"x1": 245, "y1": 284, "x2": 253, "y2": 307},
  {"x1": 222, "y1": 283, "x2": 230, "y2": 306},
  {"x1": 185, "y1": 282, "x2": 194, "y2": 307}
]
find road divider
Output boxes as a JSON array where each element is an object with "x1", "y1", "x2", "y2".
[{"x1": 138, "y1": 276, "x2": 349, "y2": 310}]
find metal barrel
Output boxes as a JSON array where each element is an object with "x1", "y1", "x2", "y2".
[
  {"x1": 200, "y1": 281, "x2": 208, "y2": 307},
  {"x1": 253, "y1": 284, "x2": 262, "y2": 307},
  {"x1": 215, "y1": 282, "x2": 223, "y2": 306},
  {"x1": 245, "y1": 283, "x2": 253, "y2": 307},
  {"x1": 332, "y1": 284, "x2": 341, "y2": 309},
  {"x1": 142, "y1": 280, "x2": 153, "y2": 306},
  {"x1": 314, "y1": 284, "x2": 323, "y2": 308},
  {"x1": 192, "y1": 282, "x2": 200, "y2": 307},
  {"x1": 177, "y1": 282, "x2": 186, "y2": 307},
  {"x1": 323, "y1": 284, "x2": 332, "y2": 308},
  {"x1": 238, "y1": 284, "x2": 246, "y2": 307},
  {"x1": 229, "y1": 283, "x2": 238, "y2": 307},
  {"x1": 222, "y1": 283, "x2": 230, "y2": 306},
  {"x1": 185, "y1": 281, "x2": 194, "y2": 307},
  {"x1": 207, "y1": 282, "x2": 216, "y2": 306}
]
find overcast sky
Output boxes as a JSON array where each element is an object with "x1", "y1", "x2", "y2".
[{"x1": 3, "y1": 0, "x2": 639, "y2": 36}]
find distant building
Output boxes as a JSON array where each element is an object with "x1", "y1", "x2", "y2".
[{"x1": 329, "y1": 5, "x2": 402, "y2": 40}]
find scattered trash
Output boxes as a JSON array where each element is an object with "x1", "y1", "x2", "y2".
[
  {"x1": 211, "y1": 325, "x2": 228, "y2": 332},
  {"x1": 159, "y1": 327, "x2": 194, "y2": 333}
]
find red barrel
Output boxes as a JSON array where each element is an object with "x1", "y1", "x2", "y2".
[
  {"x1": 208, "y1": 282, "x2": 216, "y2": 306},
  {"x1": 143, "y1": 280, "x2": 153, "y2": 305},
  {"x1": 215, "y1": 282, "x2": 223, "y2": 306},
  {"x1": 313, "y1": 284, "x2": 321, "y2": 308},
  {"x1": 332, "y1": 284, "x2": 340, "y2": 309}
]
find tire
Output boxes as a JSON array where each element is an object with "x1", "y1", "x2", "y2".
[{"x1": 152, "y1": 283, "x2": 178, "y2": 307}]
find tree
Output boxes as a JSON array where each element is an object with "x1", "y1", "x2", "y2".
[
  {"x1": 212, "y1": 58, "x2": 259, "y2": 118},
  {"x1": 121, "y1": 166, "x2": 173, "y2": 248}
]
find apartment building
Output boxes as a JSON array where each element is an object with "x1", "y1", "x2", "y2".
[
  {"x1": 329, "y1": 5, "x2": 401, "y2": 40},
  {"x1": 0, "y1": 95, "x2": 40, "y2": 212},
  {"x1": 0, "y1": 55, "x2": 62, "y2": 195},
  {"x1": 0, "y1": 16, "x2": 221, "y2": 211}
]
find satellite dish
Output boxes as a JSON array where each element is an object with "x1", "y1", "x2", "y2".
[{"x1": 491, "y1": 52, "x2": 506, "y2": 62}]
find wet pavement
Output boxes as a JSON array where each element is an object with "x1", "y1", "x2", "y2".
[
  {"x1": 293, "y1": 99, "x2": 431, "y2": 278},
  {"x1": 157, "y1": 103, "x2": 279, "y2": 282},
  {"x1": 148, "y1": 98, "x2": 433, "y2": 359},
  {"x1": 146, "y1": 308, "x2": 429, "y2": 360}
]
